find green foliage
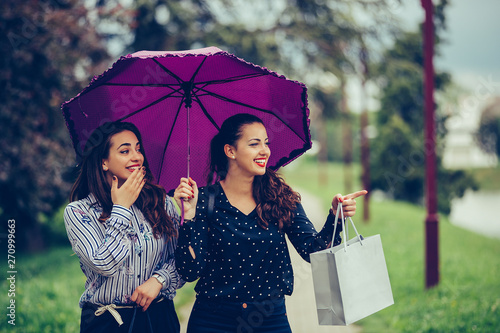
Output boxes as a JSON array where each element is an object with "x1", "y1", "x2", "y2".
[
  {"x1": 371, "y1": 115, "x2": 425, "y2": 203},
  {"x1": 436, "y1": 167, "x2": 478, "y2": 214},
  {"x1": 375, "y1": 31, "x2": 450, "y2": 135},
  {"x1": 475, "y1": 98, "x2": 500, "y2": 157},
  {"x1": 130, "y1": 0, "x2": 215, "y2": 52},
  {"x1": 370, "y1": 15, "x2": 476, "y2": 214},
  {"x1": 1, "y1": 0, "x2": 110, "y2": 251},
  {"x1": 282, "y1": 159, "x2": 500, "y2": 333}
]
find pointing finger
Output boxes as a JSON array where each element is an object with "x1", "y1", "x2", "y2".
[{"x1": 343, "y1": 190, "x2": 368, "y2": 200}]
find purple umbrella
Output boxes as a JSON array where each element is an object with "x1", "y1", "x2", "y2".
[{"x1": 62, "y1": 46, "x2": 311, "y2": 195}]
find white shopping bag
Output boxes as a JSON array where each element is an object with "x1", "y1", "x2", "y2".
[{"x1": 310, "y1": 205, "x2": 394, "y2": 325}]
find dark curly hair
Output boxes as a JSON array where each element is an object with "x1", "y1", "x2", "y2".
[
  {"x1": 207, "y1": 113, "x2": 300, "y2": 230},
  {"x1": 69, "y1": 121, "x2": 177, "y2": 240}
]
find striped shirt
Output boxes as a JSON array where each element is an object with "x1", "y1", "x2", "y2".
[{"x1": 64, "y1": 193, "x2": 183, "y2": 307}]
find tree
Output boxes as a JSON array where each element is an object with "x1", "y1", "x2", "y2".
[
  {"x1": 0, "y1": 0, "x2": 109, "y2": 251},
  {"x1": 370, "y1": 5, "x2": 477, "y2": 214},
  {"x1": 476, "y1": 97, "x2": 500, "y2": 158}
]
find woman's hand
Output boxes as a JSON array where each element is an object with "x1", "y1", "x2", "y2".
[
  {"x1": 131, "y1": 277, "x2": 162, "y2": 311},
  {"x1": 331, "y1": 190, "x2": 368, "y2": 218},
  {"x1": 173, "y1": 177, "x2": 198, "y2": 220},
  {"x1": 110, "y1": 167, "x2": 146, "y2": 209}
]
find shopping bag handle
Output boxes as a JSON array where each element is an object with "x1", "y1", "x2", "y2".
[{"x1": 331, "y1": 204, "x2": 363, "y2": 251}]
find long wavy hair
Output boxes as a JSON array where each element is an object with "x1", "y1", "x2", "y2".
[
  {"x1": 69, "y1": 121, "x2": 177, "y2": 240},
  {"x1": 207, "y1": 113, "x2": 300, "y2": 231}
]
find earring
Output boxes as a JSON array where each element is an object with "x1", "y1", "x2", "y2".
[
  {"x1": 103, "y1": 166, "x2": 108, "y2": 171},
  {"x1": 232, "y1": 156, "x2": 235, "y2": 159}
]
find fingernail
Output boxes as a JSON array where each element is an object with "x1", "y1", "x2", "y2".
[{"x1": 339, "y1": 197, "x2": 344, "y2": 203}]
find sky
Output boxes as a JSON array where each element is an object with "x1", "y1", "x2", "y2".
[
  {"x1": 347, "y1": 0, "x2": 500, "y2": 114},
  {"x1": 397, "y1": 0, "x2": 500, "y2": 92}
]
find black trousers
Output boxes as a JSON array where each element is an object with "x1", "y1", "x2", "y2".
[
  {"x1": 80, "y1": 298, "x2": 180, "y2": 333},
  {"x1": 187, "y1": 297, "x2": 292, "y2": 333}
]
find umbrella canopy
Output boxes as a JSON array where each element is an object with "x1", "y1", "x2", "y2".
[{"x1": 62, "y1": 46, "x2": 311, "y2": 194}]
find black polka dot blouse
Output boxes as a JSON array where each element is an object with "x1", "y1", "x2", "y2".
[{"x1": 175, "y1": 183, "x2": 342, "y2": 302}]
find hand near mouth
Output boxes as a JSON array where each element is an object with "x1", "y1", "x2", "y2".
[{"x1": 111, "y1": 166, "x2": 147, "y2": 209}]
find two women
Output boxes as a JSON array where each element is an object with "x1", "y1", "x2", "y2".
[
  {"x1": 64, "y1": 122, "x2": 182, "y2": 332},
  {"x1": 174, "y1": 113, "x2": 366, "y2": 332},
  {"x1": 65, "y1": 115, "x2": 364, "y2": 332}
]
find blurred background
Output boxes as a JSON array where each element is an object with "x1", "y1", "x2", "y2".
[{"x1": 1, "y1": 0, "x2": 499, "y2": 332}]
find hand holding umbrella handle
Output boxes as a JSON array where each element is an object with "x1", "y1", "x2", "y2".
[{"x1": 174, "y1": 177, "x2": 198, "y2": 223}]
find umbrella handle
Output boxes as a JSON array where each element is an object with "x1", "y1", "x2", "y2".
[
  {"x1": 179, "y1": 105, "x2": 190, "y2": 226},
  {"x1": 180, "y1": 200, "x2": 185, "y2": 225}
]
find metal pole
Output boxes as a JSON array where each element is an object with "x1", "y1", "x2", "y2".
[
  {"x1": 360, "y1": 44, "x2": 370, "y2": 222},
  {"x1": 421, "y1": 0, "x2": 439, "y2": 289}
]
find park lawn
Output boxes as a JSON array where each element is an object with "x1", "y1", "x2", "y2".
[
  {"x1": 468, "y1": 164, "x2": 500, "y2": 191},
  {"x1": 0, "y1": 247, "x2": 195, "y2": 333},
  {"x1": 281, "y1": 158, "x2": 500, "y2": 332},
  {"x1": 1, "y1": 159, "x2": 498, "y2": 332}
]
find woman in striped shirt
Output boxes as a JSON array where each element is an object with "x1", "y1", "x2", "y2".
[{"x1": 64, "y1": 121, "x2": 183, "y2": 332}]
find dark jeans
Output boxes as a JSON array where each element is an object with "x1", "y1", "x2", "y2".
[
  {"x1": 187, "y1": 297, "x2": 292, "y2": 333},
  {"x1": 80, "y1": 298, "x2": 180, "y2": 333}
]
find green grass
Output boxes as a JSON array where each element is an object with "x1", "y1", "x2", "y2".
[
  {"x1": 0, "y1": 247, "x2": 195, "y2": 333},
  {"x1": 281, "y1": 158, "x2": 500, "y2": 332},
  {"x1": 1, "y1": 159, "x2": 498, "y2": 332},
  {"x1": 468, "y1": 165, "x2": 500, "y2": 191},
  {"x1": 0, "y1": 247, "x2": 83, "y2": 332}
]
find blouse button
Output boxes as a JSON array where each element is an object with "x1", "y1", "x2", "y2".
[{"x1": 242, "y1": 303, "x2": 248, "y2": 309}]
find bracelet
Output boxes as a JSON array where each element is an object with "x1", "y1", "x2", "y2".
[{"x1": 152, "y1": 273, "x2": 166, "y2": 288}]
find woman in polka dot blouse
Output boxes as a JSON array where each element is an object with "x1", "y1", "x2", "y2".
[{"x1": 174, "y1": 113, "x2": 367, "y2": 332}]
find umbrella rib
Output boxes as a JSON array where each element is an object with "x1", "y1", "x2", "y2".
[
  {"x1": 189, "y1": 56, "x2": 208, "y2": 82},
  {"x1": 103, "y1": 83, "x2": 181, "y2": 88},
  {"x1": 197, "y1": 89, "x2": 308, "y2": 144},
  {"x1": 196, "y1": 72, "x2": 267, "y2": 85},
  {"x1": 192, "y1": 94, "x2": 221, "y2": 131},
  {"x1": 152, "y1": 59, "x2": 184, "y2": 84},
  {"x1": 157, "y1": 98, "x2": 186, "y2": 183},
  {"x1": 116, "y1": 90, "x2": 182, "y2": 122}
]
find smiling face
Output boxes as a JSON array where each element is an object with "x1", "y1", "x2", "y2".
[
  {"x1": 102, "y1": 130, "x2": 144, "y2": 187},
  {"x1": 226, "y1": 122, "x2": 270, "y2": 177}
]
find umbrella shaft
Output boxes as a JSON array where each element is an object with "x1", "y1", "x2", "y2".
[{"x1": 187, "y1": 106, "x2": 190, "y2": 178}]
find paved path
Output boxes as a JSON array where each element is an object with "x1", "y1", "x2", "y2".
[
  {"x1": 449, "y1": 190, "x2": 500, "y2": 239},
  {"x1": 179, "y1": 188, "x2": 361, "y2": 333},
  {"x1": 285, "y1": 188, "x2": 361, "y2": 333}
]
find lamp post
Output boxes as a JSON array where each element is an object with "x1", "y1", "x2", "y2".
[
  {"x1": 421, "y1": 0, "x2": 439, "y2": 289},
  {"x1": 360, "y1": 44, "x2": 370, "y2": 222}
]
